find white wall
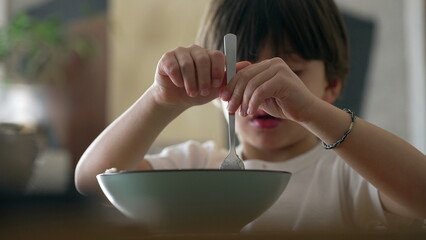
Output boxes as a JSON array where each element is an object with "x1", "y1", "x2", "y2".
[
  {"x1": 403, "y1": 0, "x2": 426, "y2": 153},
  {"x1": 336, "y1": 0, "x2": 426, "y2": 153},
  {"x1": 109, "y1": 0, "x2": 226, "y2": 152}
]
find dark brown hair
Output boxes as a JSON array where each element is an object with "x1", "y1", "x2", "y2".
[{"x1": 197, "y1": 0, "x2": 349, "y2": 83}]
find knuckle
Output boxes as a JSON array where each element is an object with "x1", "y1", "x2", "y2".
[
  {"x1": 232, "y1": 88, "x2": 244, "y2": 100},
  {"x1": 211, "y1": 52, "x2": 225, "y2": 75},
  {"x1": 277, "y1": 71, "x2": 288, "y2": 79},
  {"x1": 270, "y1": 61, "x2": 288, "y2": 73},
  {"x1": 236, "y1": 70, "x2": 249, "y2": 80},
  {"x1": 271, "y1": 57, "x2": 284, "y2": 63},
  {"x1": 195, "y1": 54, "x2": 210, "y2": 66},
  {"x1": 270, "y1": 64, "x2": 283, "y2": 73},
  {"x1": 175, "y1": 46, "x2": 185, "y2": 52},
  {"x1": 169, "y1": 66, "x2": 180, "y2": 77},
  {"x1": 212, "y1": 65, "x2": 222, "y2": 74},
  {"x1": 162, "y1": 51, "x2": 173, "y2": 59},
  {"x1": 161, "y1": 56, "x2": 178, "y2": 73},
  {"x1": 163, "y1": 57, "x2": 175, "y2": 67},
  {"x1": 212, "y1": 67, "x2": 224, "y2": 79},
  {"x1": 253, "y1": 85, "x2": 266, "y2": 98},
  {"x1": 180, "y1": 61, "x2": 194, "y2": 75},
  {"x1": 161, "y1": 51, "x2": 174, "y2": 64},
  {"x1": 245, "y1": 81, "x2": 257, "y2": 94},
  {"x1": 189, "y1": 44, "x2": 201, "y2": 49},
  {"x1": 210, "y1": 50, "x2": 224, "y2": 60}
]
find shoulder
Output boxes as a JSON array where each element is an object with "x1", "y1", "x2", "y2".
[
  {"x1": 312, "y1": 147, "x2": 370, "y2": 187},
  {"x1": 298, "y1": 144, "x2": 343, "y2": 172},
  {"x1": 303, "y1": 147, "x2": 390, "y2": 228},
  {"x1": 311, "y1": 146, "x2": 358, "y2": 177},
  {"x1": 305, "y1": 146, "x2": 379, "y2": 203}
]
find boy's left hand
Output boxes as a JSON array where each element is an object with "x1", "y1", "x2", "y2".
[{"x1": 220, "y1": 57, "x2": 317, "y2": 123}]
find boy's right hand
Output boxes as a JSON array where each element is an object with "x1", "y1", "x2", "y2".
[
  {"x1": 152, "y1": 45, "x2": 226, "y2": 109},
  {"x1": 152, "y1": 45, "x2": 251, "y2": 110}
]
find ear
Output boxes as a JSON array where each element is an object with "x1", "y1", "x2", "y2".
[{"x1": 322, "y1": 78, "x2": 343, "y2": 104}]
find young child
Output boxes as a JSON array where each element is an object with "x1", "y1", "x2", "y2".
[{"x1": 75, "y1": 0, "x2": 426, "y2": 232}]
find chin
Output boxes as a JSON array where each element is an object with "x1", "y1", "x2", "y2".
[
  {"x1": 237, "y1": 119, "x2": 310, "y2": 149},
  {"x1": 246, "y1": 128, "x2": 313, "y2": 151},
  {"x1": 250, "y1": 136, "x2": 290, "y2": 150}
]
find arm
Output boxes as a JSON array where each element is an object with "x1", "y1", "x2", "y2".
[
  {"x1": 74, "y1": 88, "x2": 184, "y2": 196},
  {"x1": 222, "y1": 57, "x2": 426, "y2": 219},
  {"x1": 303, "y1": 100, "x2": 426, "y2": 219},
  {"x1": 75, "y1": 45, "x2": 228, "y2": 197},
  {"x1": 302, "y1": 100, "x2": 426, "y2": 219}
]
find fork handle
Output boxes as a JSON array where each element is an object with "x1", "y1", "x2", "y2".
[
  {"x1": 224, "y1": 34, "x2": 238, "y2": 153},
  {"x1": 228, "y1": 113, "x2": 236, "y2": 152}
]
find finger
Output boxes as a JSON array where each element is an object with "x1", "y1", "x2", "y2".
[
  {"x1": 247, "y1": 75, "x2": 282, "y2": 115},
  {"x1": 240, "y1": 66, "x2": 277, "y2": 116},
  {"x1": 175, "y1": 47, "x2": 198, "y2": 97},
  {"x1": 158, "y1": 52, "x2": 184, "y2": 87},
  {"x1": 191, "y1": 46, "x2": 212, "y2": 96},
  {"x1": 237, "y1": 61, "x2": 252, "y2": 70},
  {"x1": 220, "y1": 61, "x2": 252, "y2": 101},
  {"x1": 209, "y1": 50, "x2": 225, "y2": 88},
  {"x1": 226, "y1": 75, "x2": 249, "y2": 113},
  {"x1": 226, "y1": 62, "x2": 270, "y2": 113}
]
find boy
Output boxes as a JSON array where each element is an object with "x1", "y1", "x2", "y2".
[{"x1": 75, "y1": 0, "x2": 426, "y2": 231}]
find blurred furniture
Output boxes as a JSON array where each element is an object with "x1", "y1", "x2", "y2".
[
  {"x1": 25, "y1": 0, "x2": 109, "y2": 168},
  {"x1": 0, "y1": 123, "x2": 38, "y2": 194},
  {"x1": 1, "y1": 194, "x2": 425, "y2": 240}
]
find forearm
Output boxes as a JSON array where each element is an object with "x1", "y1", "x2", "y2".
[
  {"x1": 302, "y1": 99, "x2": 426, "y2": 217},
  {"x1": 75, "y1": 86, "x2": 186, "y2": 195}
]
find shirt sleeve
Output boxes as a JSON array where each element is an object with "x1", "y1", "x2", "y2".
[
  {"x1": 345, "y1": 163, "x2": 422, "y2": 229},
  {"x1": 145, "y1": 140, "x2": 227, "y2": 170},
  {"x1": 346, "y1": 168, "x2": 388, "y2": 229}
]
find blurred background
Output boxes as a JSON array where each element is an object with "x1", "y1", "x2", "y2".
[{"x1": 0, "y1": 0, "x2": 425, "y2": 237}]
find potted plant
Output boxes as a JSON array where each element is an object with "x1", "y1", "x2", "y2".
[
  {"x1": 0, "y1": 12, "x2": 99, "y2": 173},
  {"x1": 0, "y1": 12, "x2": 93, "y2": 84}
]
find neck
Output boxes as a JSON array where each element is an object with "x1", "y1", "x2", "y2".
[{"x1": 241, "y1": 135, "x2": 319, "y2": 162}]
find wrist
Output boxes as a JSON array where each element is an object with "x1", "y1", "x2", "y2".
[
  {"x1": 293, "y1": 95, "x2": 324, "y2": 124},
  {"x1": 321, "y1": 108, "x2": 356, "y2": 149},
  {"x1": 146, "y1": 85, "x2": 189, "y2": 114},
  {"x1": 300, "y1": 100, "x2": 353, "y2": 145}
]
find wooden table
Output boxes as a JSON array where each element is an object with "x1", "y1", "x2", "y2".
[{"x1": 1, "y1": 192, "x2": 425, "y2": 240}]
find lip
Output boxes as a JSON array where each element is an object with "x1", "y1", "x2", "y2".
[{"x1": 249, "y1": 110, "x2": 282, "y2": 129}]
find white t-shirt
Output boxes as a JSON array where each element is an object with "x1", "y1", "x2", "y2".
[{"x1": 145, "y1": 140, "x2": 415, "y2": 232}]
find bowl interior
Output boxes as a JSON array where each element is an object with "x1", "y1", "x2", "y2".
[{"x1": 97, "y1": 169, "x2": 291, "y2": 233}]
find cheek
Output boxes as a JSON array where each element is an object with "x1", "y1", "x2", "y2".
[
  {"x1": 235, "y1": 115, "x2": 250, "y2": 136},
  {"x1": 299, "y1": 60, "x2": 329, "y2": 98},
  {"x1": 235, "y1": 115, "x2": 245, "y2": 129},
  {"x1": 300, "y1": 74, "x2": 328, "y2": 99}
]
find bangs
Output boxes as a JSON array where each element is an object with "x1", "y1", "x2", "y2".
[{"x1": 197, "y1": 0, "x2": 348, "y2": 80}]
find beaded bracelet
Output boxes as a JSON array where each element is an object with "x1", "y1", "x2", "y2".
[{"x1": 321, "y1": 108, "x2": 356, "y2": 150}]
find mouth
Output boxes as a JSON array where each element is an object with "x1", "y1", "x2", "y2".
[{"x1": 249, "y1": 110, "x2": 282, "y2": 129}]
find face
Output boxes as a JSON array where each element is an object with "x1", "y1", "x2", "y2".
[{"x1": 232, "y1": 44, "x2": 338, "y2": 161}]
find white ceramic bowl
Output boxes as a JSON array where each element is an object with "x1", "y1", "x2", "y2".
[{"x1": 97, "y1": 169, "x2": 291, "y2": 233}]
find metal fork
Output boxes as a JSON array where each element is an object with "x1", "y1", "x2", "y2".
[{"x1": 220, "y1": 34, "x2": 245, "y2": 170}]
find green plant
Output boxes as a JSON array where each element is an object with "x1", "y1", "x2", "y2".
[{"x1": 0, "y1": 13, "x2": 92, "y2": 84}]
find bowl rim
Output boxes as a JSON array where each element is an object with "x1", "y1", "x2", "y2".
[{"x1": 97, "y1": 169, "x2": 291, "y2": 177}]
